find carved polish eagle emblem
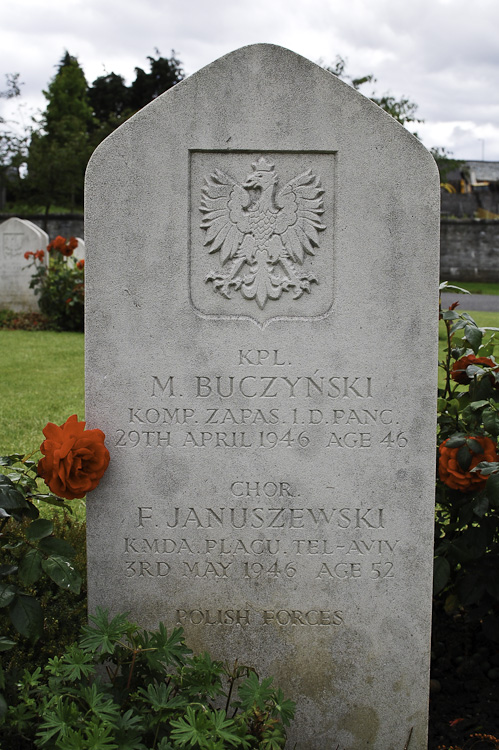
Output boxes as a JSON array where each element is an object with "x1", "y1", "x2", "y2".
[{"x1": 199, "y1": 157, "x2": 326, "y2": 309}]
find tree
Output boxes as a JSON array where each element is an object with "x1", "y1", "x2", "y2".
[
  {"x1": 129, "y1": 49, "x2": 184, "y2": 110},
  {"x1": 87, "y1": 50, "x2": 185, "y2": 148},
  {"x1": 26, "y1": 52, "x2": 94, "y2": 216},
  {"x1": 323, "y1": 55, "x2": 422, "y2": 132},
  {"x1": 0, "y1": 74, "x2": 26, "y2": 209},
  {"x1": 430, "y1": 146, "x2": 464, "y2": 184}
]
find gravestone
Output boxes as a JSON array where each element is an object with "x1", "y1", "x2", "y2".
[
  {"x1": 86, "y1": 44, "x2": 440, "y2": 749},
  {"x1": 73, "y1": 237, "x2": 85, "y2": 261},
  {"x1": 0, "y1": 217, "x2": 48, "y2": 311}
]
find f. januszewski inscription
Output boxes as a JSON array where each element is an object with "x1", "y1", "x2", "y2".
[{"x1": 86, "y1": 44, "x2": 440, "y2": 750}]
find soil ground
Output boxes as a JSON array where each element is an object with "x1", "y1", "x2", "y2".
[{"x1": 428, "y1": 602, "x2": 499, "y2": 749}]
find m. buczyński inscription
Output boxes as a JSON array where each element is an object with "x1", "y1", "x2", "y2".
[{"x1": 86, "y1": 44, "x2": 440, "y2": 749}]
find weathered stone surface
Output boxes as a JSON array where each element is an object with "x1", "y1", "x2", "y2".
[
  {"x1": 0, "y1": 217, "x2": 48, "y2": 311},
  {"x1": 85, "y1": 44, "x2": 440, "y2": 749}
]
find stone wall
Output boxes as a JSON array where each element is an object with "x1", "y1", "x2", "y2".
[
  {"x1": 0, "y1": 214, "x2": 84, "y2": 242},
  {"x1": 440, "y1": 219, "x2": 499, "y2": 282},
  {"x1": 2, "y1": 213, "x2": 499, "y2": 283}
]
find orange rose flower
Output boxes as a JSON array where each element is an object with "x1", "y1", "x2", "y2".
[
  {"x1": 37, "y1": 415, "x2": 110, "y2": 500},
  {"x1": 68, "y1": 237, "x2": 78, "y2": 251},
  {"x1": 438, "y1": 435, "x2": 497, "y2": 491},
  {"x1": 48, "y1": 235, "x2": 66, "y2": 253},
  {"x1": 76, "y1": 259, "x2": 84, "y2": 270},
  {"x1": 451, "y1": 354, "x2": 498, "y2": 385}
]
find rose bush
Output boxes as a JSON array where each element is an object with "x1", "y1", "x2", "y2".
[
  {"x1": 0, "y1": 416, "x2": 110, "y2": 714},
  {"x1": 435, "y1": 283, "x2": 499, "y2": 641},
  {"x1": 37, "y1": 415, "x2": 110, "y2": 500},
  {"x1": 25, "y1": 235, "x2": 84, "y2": 331}
]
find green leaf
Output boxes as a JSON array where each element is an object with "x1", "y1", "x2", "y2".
[
  {"x1": 462, "y1": 312, "x2": 478, "y2": 324},
  {"x1": 437, "y1": 398, "x2": 447, "y2": 412},
  {"x1": 474, "y1": 461, "x2": 499, "y2": 476},
  {"x1": 467, "y1": 438, "x2": 484, "y2": 455},
  {"x1": 81, "y1": 609, "x2": 134, "y2": 655},
  {"x1": 0, "y1": 582, "x2": 17, "y2": 608},
  {"x1": 0, "y1": 475, "x2": 28, "y2": 511},
  {"x1": 450, "y1": 319, "x2": 468, "y2": 334},
  {"x1": 442, "y1": 310, "x2": 460, "y2": 320},
  {"x1": 444, "y1": 434, "x2": 466, "y2": 448},
  {"x1": 39, "y1": 536, "x2": 76, "y2": 558},
  {"x1": 0, "y1": 564, "x2": 18, "y2": 577},
  {"x1": 469, "y1": 400, "x2": 490, "y2": 411},
  {"x1": 0, "y1": 636, "x2": 16, "y2": 651},
  {"x1": 464, "y1": 324, "x2": 483, "y2": 354},
  {"x1": 19, "y1": 548, "x2": 43, "y2": 586},
  {"x1": 457, "y1": 444, "x2": 472, "y2": 471},
  {"x1": 9, "y1": 594, "x2": 43, "y2": 639},
  {"x1": 0, "y1": 454, "x2": 25, "y2": 466},
  {"x1": 42, "y1": 555, "x2": 81, "y2": 594},
  {"x1": 483, "y1": 408, "x2": 499, "y2": 436},
  {"x1": 36, "y1": 493, "x2": 72, "y2": 510},
  {"x1": 439, "y1": 282, "x2": 471, "y2": 294},
  {"x1": 473, "y1": 495, "x2": 489, "y2": 518},
  {"x1": 486, "y1": 472, "x2": 499, "y2": 507},
  {"x1": 238, "y1": 671, "x2": 275, "y2": 711},
  {"x1": 433, "y1": 557, "x2": 450, "y2": 595},
  {"x1": 26, "y1": 518, "x2": 54, "y2": 541},
  {"x1": 456, "y1": 573, "x2": 485, "y2": 606}
]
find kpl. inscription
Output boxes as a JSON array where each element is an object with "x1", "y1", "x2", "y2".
[{"x1": 113, "y1": 349, "x2": 409, "y2": 452}]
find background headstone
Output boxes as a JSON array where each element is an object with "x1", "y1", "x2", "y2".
[
  {"x1": 0, "y1": 217, "x2": 48, "y2": 312},
  {"x1": 73, "y1": 237, "x2": 85, "y2": 261},
  {"x1": 86, "y1": 44, "x2": 440, "y2": 750}
]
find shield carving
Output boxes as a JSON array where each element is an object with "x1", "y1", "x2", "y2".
[
  {"x1": 189, "y1": 150, "x2": 335, "y2": 327},
  {"x1": 4, "y1": 233, "x2": 25, "y2": 257}
]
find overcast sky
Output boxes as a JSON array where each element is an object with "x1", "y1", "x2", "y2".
[{"x1": 1, "y1": 0, "x2": 498, "y2": 161}]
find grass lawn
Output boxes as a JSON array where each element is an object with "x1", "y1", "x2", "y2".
[
  {"x1": 0, "y1": 330, "x2": 85, "y2": 518},
  {"x1": 0, "y1": 330, "x2": 84, "y2": 455},
  {"x1": 442, "y1": 280, "x2": 499, "y2": 296}
]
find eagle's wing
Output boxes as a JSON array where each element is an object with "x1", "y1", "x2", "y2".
[
  {"x1": 274, "y1": 170, "x2": 325, "y2": 264},
  {"x1": 200, "y1": 170, "x2": 251, "y2": 265}
]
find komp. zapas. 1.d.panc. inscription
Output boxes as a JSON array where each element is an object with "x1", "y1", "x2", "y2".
[{"x1": 200, "y1": 157, "x2": 326, "y2": 310}]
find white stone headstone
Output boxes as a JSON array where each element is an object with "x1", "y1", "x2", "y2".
[
  {"x1": 86, "y1": 45, "x2": 440, "y2": 750},
  {"x1": 0, "y1": 217, "x2": 48, "y2": 312},
  {"x1": 74, "y1": 237, "x2": 85, "y2": 261}
]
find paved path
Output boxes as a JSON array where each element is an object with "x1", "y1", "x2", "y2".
[{"x1": 441, "y1": 293, "x2": 499, "y2": 312}]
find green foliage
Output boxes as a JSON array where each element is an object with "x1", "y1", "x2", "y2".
[
  {"x1": 26, "y1": 238, "x2": 84, "y2": 331},
  {"x1": 323, "y1": 55, "x2": 421, "y2": 131},
  {"x1": 435, "y1": 282, "x2": 499, "y2": 640},
  {"x1": 0, "y1": 310, "x2": 51, "y2": 331},
  {"x1": 0, "y1": 453, "x2": 87, "y2": 716},
  {"x1": 87, "y1": 50, "x2": 184, "y2": 148},
  {"x1": 2, "y1": 608, "x2": 295, "y2": 750},
  {"x1": 26, "y1": 52, "x2": 94, "y2": 213},
  {"x1": 430, "y1": 146, "x2": 464, "y2": 183}
]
